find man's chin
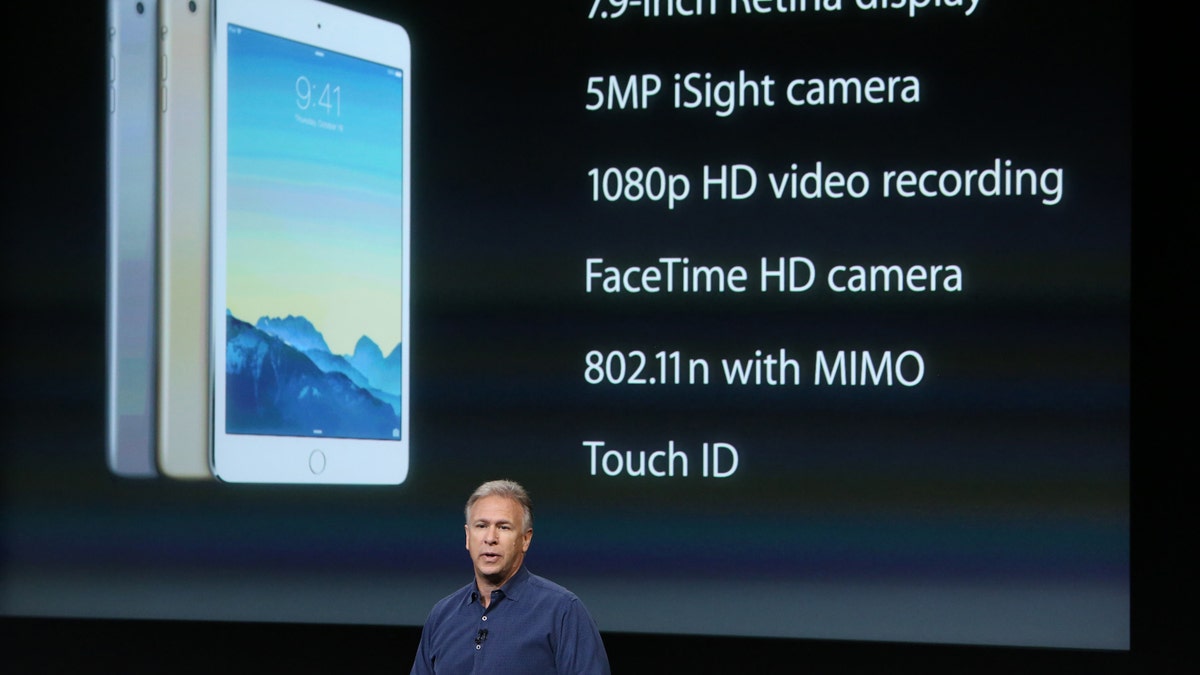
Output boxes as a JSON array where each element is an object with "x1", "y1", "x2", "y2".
[
  {"x1": 477, "y1": 561, "x2": 521, "y2": 587},
  {"x1": 478, "y1": 569, "x2": 506, "y2": 584}
]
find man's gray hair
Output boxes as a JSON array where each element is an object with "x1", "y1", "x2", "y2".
[{"x1": 465, "y1": 479, "x2": 533, "y2": 531}]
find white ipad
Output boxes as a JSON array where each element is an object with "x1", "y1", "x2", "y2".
[{"x1": 210, "y1": 0, "x2": 411, "y2": 484}]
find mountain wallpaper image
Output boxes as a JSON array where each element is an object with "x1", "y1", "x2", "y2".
[{"x1": 226, "y1": 311, "x2": 402, "y2": 440}]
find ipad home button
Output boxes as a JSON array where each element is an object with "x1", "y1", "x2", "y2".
[{"x1": 309, "y1": 449, "x2": 327, "y2": 475}]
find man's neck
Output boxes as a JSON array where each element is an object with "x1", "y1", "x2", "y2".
[
  {"x1": 476, "y1": 579, "x2": 500, "y2": 608},
  {"x1": 475, "y1": 566, "x2": 520, "y2": 608}
]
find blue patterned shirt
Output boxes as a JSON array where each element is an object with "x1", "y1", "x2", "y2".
[{"x1": 410, "y1": 566, "x2": 610, "y2": 675}]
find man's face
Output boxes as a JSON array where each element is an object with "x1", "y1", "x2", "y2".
[{"x1": 465, "y1": 495, "x2": 532, "y2": 588}]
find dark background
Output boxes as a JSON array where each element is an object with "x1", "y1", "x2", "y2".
[{"x1": 2, "y1": 0, "x2": 1149, "y2": 671}]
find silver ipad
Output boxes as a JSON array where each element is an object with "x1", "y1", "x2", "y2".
[{"x1": 106, "y1": 0, "x2": 160, "y2": 478}]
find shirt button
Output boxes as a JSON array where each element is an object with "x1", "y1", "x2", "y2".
[
  {"x1": 476, "y1": 644, "x2": 482, "y2": 651},
  {"x1": 482, "y1": 616, "x2": 488, "y2": 621}
]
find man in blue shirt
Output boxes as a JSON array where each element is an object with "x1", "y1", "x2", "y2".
[{"x1": 410, "y1": 479, "x2": 611, "y2": 675}]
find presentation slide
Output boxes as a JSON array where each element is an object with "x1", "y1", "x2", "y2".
[{"x1": 3, "y1": 0, "x2": 1129, "y2": 654}]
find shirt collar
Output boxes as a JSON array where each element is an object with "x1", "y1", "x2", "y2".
[{"x1": 498, "y1": 564, "x2": 531, "y2": 602}]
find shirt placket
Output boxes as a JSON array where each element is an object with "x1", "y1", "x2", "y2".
[{"x1": 471, "y1": 590, "x2": 503, "y2": 674}]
